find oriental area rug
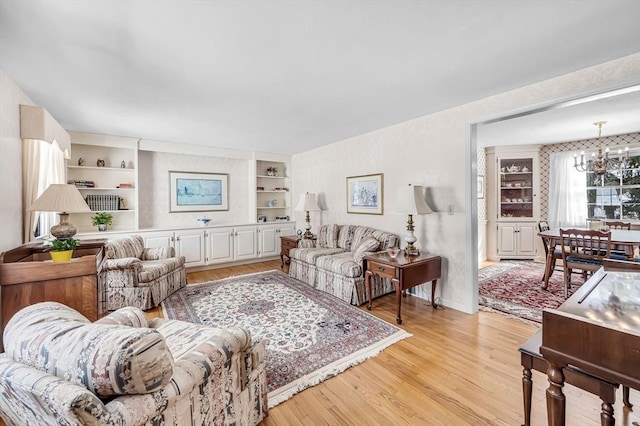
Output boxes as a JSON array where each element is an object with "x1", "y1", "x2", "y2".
[
  {"x1": 161, "y1": 270, "x2": 411, "y2": 408},
  {"x1": 478, "y1": 260, "x2": 585, "y2": 324}
]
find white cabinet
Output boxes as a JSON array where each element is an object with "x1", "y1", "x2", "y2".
[
  {"x1": 67, "y1": 132, "x2": 139, "y2": 234},
  {"x1": 206, "y1": 227, "x2": 234, "y2": 264},
  {"x1": 141, "y1": 229, "x2": 205, "y2": 268},
  {"x1": 235, "y1": 226, "x2": 258, "y2": 260},
  {"x1": 485, "y1": 145, "x2": 541, "y2": 261},
  {"x1": 257, "y1": 223, "x2": 296, "y2": 258},
  {"x1": 497, "y1": 222, "x2": 536, "y2": 258}
]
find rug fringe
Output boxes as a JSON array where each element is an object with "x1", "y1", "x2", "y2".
[{"x1": 267, "y1": 329, "x2": 412, "y2": 408}]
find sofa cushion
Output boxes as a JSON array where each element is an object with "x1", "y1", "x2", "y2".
[
  {"x1": 353, "y1": 236, "x2": 381, "y2": 264},
  {"x1": 317, "y1": 224, "x2": 339, "y2": 248},
  {"x1": 3, "y1": 302, "x2": 174, "y2": 397},
  {"x1": 315, "y1": 252, "x2": 362, "y2": 278},
  {"x1": 290, "y1": 247, "x2": 345, "y2": 264}
]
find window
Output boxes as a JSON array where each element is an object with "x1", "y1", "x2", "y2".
[{"x1": 586, "y1": 150, "x2": 640, "y2": 220}]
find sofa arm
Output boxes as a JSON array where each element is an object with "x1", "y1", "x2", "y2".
[
  {"x1": 0, "y1": 355, "x2": 116, "y2": 425},
  {"x1": 141, "y1": 246, "x2": 176, "y2": 260},
  {"x1": 94, "y1": 306, "x2": 148, "y2": 327},
  {"x1": 103, "y1": 257, "x2": 143, "y2": 272}
]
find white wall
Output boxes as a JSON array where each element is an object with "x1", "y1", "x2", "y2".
[
  {"x1": 291, "y1": 53, "x2": 640, "y2": 314},
  {"x1": 138, "y1": 150, "x2": 251, "y2": 229},
  {"x1": 0, "y1": 70, "x2": 36, "y2": 252}
]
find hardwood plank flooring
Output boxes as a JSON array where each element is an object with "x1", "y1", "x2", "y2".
[{"x1": 148, "y1": 260, "x2": 638, "y2": 426}]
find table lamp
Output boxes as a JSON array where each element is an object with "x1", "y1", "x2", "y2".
[
  {"x1": 27, "y1": 183, "x2": 91, "y2": 239},
  {"x1": 295, "y1": 192, "x2": 320, "y2": 239},
  {"x1": 392, "y1": 184, "x2": 433, "y2": 256}
]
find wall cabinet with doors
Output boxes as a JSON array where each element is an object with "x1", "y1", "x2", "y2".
[
  {"x1": 485, "y1": 145, "x2": 542, "y2": 260},
  {"x1": 67, "y1": 132, "x2": 139, "y2": 234},
  {"x1": 257, "y1": 223, "x2": 296, "y2": 258},
  {"x1": 141, "y1": 229, "x2": 206, "y2": 268},
  {"x1": 256, "y1": 160, "x2": 290, "y2": 223},
  {"x1": 496, "y1": 222, "x2": 537, "y2": 258}
]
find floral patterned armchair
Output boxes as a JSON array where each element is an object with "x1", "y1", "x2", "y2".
[
  {"x1": 0, "y1": 302, "x2": 268, "y2": 425},
  {"x1": 103, "y1": 235, "x2": 187, "y2": 310}
]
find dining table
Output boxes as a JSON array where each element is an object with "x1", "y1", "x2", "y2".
[{"x1": 538, "y1": 228, "x2": 640, "y2": 288}]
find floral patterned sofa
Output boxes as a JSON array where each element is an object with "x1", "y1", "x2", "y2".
[
  {"x1": 289, "y1": 224, "x2": 399, "y2": 305},
  {"x1": 0, "y1": 302, "x2": 268, "y2": 425},
  {"x1": 104, "y1": 235, "x2": 187, "y2": 310}
]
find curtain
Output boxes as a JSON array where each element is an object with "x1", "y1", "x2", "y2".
[
  {"x1": 22, "y1": 139, "x2": 66, "y2": 242},
  {"x1": 548, "y1": 151, "x2": 587, "y2": 229}
]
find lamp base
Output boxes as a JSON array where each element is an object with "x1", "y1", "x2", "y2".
[
  {"x1": 50, "y1": 213, "x2": 78, "y2": 239},
  {"x1": 404, "y1": 243, "x2": 420, "y2": 256}
]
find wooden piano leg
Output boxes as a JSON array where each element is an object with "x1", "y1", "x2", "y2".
[
  {"x1": 600, "y1": 401, "x2": 615, "y2": 426},
  {"x1": 522, "y1": 366, "x2": 533, "y2": 426},
  {"x1": 546, "y1": 363, "x2": 566, "y2": 426}
]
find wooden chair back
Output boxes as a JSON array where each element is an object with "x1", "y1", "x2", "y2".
[
  {"x1": 560, "y1": 228, "x2": 612, "y2": 265},
  {"x1": 538, "y1": 221, "x2": 552, "y2": 257},
  {"x1": 605, "y1": 221, "x2": 631, "y2": 230}
]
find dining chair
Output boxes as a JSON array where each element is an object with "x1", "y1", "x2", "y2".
[
  {"x1": 560, "y1": 228, "x2": 611, "y2": 298},
  {"x1": 538, "y1": 221, "x2": 562, "y2": 285},
  {"x1": 604, "y1": 221, "x2": 634, "y2": 260}
]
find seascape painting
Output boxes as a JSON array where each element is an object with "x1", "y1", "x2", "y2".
[{"x1": 169, "y1": 171, "x2": 228, "y2": 212}]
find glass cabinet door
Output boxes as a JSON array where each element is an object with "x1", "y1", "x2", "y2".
[{"x1": 499, "y1": 157, "x2": 534, "y2": 219}]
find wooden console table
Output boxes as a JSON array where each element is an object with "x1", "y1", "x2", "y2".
[
  {"x1": 364, "y1": 251, "x2": 442, "y2": 324},
  {"x1": 0, "y1": 239, "x2": 106, "y2": 350}
]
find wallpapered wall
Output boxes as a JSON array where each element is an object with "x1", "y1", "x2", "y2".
[
  {"x1": 137, "y1": 150, "x2": 251, "y2": 229},
  {"x1": 538, "y1": 132, "x2": 640, "y2": 220}
]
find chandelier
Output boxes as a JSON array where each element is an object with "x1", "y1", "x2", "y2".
[{"x1": 574, "y1": 121, "x2": 629, "y2": 175}]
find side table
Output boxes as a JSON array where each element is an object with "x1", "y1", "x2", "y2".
[
  {"x1": 280, "y1": 235, "x2": 300, "y2": 267},
  {"x1": 364, "y1": 251, "x2": 442, "y2": 324}
]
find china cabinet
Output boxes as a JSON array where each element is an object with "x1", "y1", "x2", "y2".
[{"x1": 485, "y1": 145, "x2": 541, "y2": 260}]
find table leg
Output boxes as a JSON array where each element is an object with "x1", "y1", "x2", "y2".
[
  {"x1": 280, "y1": 254, "x2": 285, "y2": 268},
  {"x1": 365, "y1": 270, "x2": 373, "y2": 311},
  {"x1": 546, "y1": 363, "x2": 566, "y2": 426},
  {"x1": 522, "y1": 366, "x2": 533, "y2": 426},
  {"x1": 393, "y1": 277, "x2": 402, "y2": 324},
  {"x1": 542, "y1": 247, "x2": 553, "y2": 290},
  {"x1": 600, "y1": 401, "x2": 615, "y2": 426},
  {"x1": 431, "y1": 279, "x2": 438, "y2": 308}
]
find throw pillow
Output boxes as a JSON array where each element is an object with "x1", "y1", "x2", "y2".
[
  {"x1": 3, "y1": 302, "x2": 174, "y2": 397},
  {"x1": 353, "y1": 236, "x2": 381, "y2": 264}
]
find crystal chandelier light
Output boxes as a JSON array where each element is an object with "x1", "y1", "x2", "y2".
[{"x1": 574, "y1": 121, "x2": 629, "y2": 175}]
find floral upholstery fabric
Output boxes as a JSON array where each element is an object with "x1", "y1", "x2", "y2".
[
  {"x1": 289, "y1": 224, "x2": 399, "y2": 305},
  {"x1": 0, "y1": 303, "x2": 268, "y2": 426},
  {"x1": 104, "y1": 235, "x2": 187, "y2": 310},
  {"x1": 3, "y1": 302, "x2": 175, "y2": 397}
]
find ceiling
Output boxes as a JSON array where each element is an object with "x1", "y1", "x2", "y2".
[{"x1": 1, "y1": 0, "x2": 639, "y2": 155}]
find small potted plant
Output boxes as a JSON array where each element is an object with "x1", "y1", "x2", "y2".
[
  {"x1": 92, "y1": 212, "x2": 113, "y2": 231},
  {"x1": 266, "y1": 166, "x2": 278, "y2": 176},
  {"x1": 45, "y1": 238, "x2": 79, "y2": 263}
]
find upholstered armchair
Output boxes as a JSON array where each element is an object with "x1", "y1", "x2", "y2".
[
  {"x1": 103, "y1": 235, "x2": 187, "y2": 310},
  {"x1": 0, "y1": 302, "x2": 268, "y2": 426}
]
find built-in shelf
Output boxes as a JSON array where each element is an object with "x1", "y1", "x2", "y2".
[
  {"x1": 68, "y1": 165, "x2": 135, "y2": 171},
  {"x1": 256, "y1": 160, "x2": 290, "y2": 223}
]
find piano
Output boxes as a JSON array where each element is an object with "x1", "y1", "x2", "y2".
[{"x1": 540, "y1": 266, "x2": 640, "y2": 425}]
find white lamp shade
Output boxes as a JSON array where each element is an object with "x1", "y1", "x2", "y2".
[
  {"x1": 392, "y1": 184, "x2": 433, "y2": 215},
  {"x1": 295, "y1": 192, "x2": 320, "y2": 211},
  {"x1": 27, "y1": 184, "x2": 91, "y2": 213}
]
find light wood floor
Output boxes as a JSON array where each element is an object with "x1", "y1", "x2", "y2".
[{"x1": 145, "y1": 260, "x2": 639, "y2": 426}]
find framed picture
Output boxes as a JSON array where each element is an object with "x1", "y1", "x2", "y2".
[
  {"x1": 346, "y1": 173, "x2": 383, "y2": 215},
  {"x1": 169, "y1": 171, "x2": 228, "y2": 212},
  {"x1": 477, "y1": 175, "x2": 485, "y2": 199}
]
